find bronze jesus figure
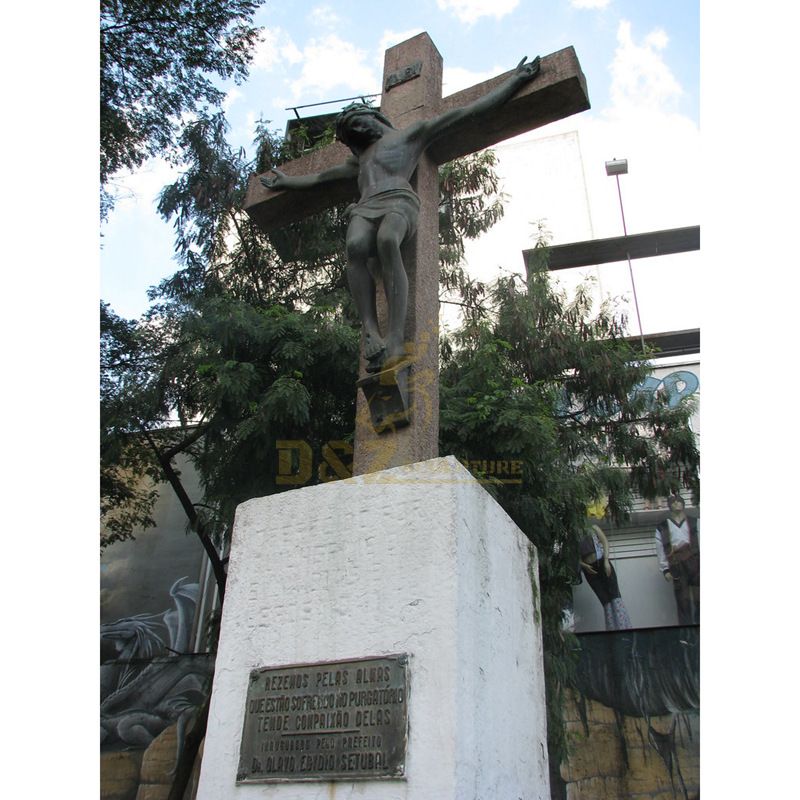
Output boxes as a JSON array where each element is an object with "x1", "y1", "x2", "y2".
[{"x1": 262, "y1": 56, "x2": 541, "y2": 374}]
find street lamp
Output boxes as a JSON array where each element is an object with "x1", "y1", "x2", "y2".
[{"x1": 605, "y1": 158, "x2": 645, "y2": 351}]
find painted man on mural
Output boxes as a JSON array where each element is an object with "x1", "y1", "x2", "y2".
[{"x1": 655, "y1": 494, "x2": 700, "y2": 625}]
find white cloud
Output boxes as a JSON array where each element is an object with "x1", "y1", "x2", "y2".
[
  {"x1": 569, "y1": 0, "x2": 611, "y2": 9},
  {"x1": 308, "y1": 5, "x2": 340, "y2": 28},
  {"x1": 608, "y1": 20, "x2": 682, "y2": 113},
  {"x1": 280, "y1": 40, "x2": 304, "y2": 66},
  {"x1": 222, "y1": 87, "x2": 243, "y2": 113},
  {"x1": 644, "y1": 28, "x2": 669, "y2": 50},
  {"x1": 252, "y1": 27, "x2": 303, "y2": 71},
  {"x1": 287, "y1": 35, "x2": 380, "y2": 102},
  {"x1": 105, "y1": 157, "x2": 179, "y2": 212},
  {"x1": 436, "y1": 0, "x2": 519, "y2": 25}
]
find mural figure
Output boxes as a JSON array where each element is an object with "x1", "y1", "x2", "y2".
[
  {"x1": 578, "y1": 500, "x2": 632, "y2": 630},
  {"x1": 100, "y1": 577, "x2": 214, "y2": 769},
  {"x1": 655, "y1": 494, "x2": 700, "y2": 625},
  {"x1": 261, "y1": 56, "x2": 540, "y2": 374}
]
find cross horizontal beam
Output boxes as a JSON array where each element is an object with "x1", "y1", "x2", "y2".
[
  {"x1": 426, "y1": 46, "x2": 589, "y2": 164},
  {"x1": 243, "y1": 46, "x2": 589, "y2": 232}
]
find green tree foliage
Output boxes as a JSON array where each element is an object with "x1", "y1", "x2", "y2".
[
  {"x1": 439, "y1": 237, "x2": 699, "y2": 766},
  {"x1": 101, "y1": 302, "x2": 161, "y2": 545},
  {"x1": 101, "y1": 116, "x2": 358, "y2": 560},
  {"x1": 101, "y1": 113, "x2": 508, "y2": 563},
  {"x1": 100, "y1": 0, "x2": 264, "y2": 215},
  {"x1": 438, "y1": 151, "x2": 504, "y2": 316}
]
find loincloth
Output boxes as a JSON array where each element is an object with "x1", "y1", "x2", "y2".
[{"x1": 346, "y1": 188, "x2": 421, "y2": 236}]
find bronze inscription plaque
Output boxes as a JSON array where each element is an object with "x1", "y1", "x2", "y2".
[
  {"x1": 385, "y1": 60, "x2": 422, "y2": 91},
  {"x1": 236, "y1": 654, "x2": 409, "y2": 783}
]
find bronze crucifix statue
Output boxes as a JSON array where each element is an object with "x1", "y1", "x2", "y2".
[
  {"x1": 245, "y1": 34, "x2": 589, "y2": 475},
  {"x1": 261, "y1": 57, "x2": 541, "y2": 376}
]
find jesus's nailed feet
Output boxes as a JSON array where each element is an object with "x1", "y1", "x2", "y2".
[{"x1": 364, "y1": 332, "x2": 387, "y2": 374}]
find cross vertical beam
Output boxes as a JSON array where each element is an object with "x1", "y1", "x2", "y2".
[{"x1": 352, "y1": 33, "x2": 443, "y2": 475}]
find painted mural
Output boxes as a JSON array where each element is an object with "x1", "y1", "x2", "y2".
[
  {"x1": 571, "y1": 363, "x2": 699, "y2": 634},
  {"x1": 101, "y1": 451, "x2": 217, "y2": 799},
  {"x1": 558, "y1": 627, "x2": 700, "y2": 800},
  {"x1": 573, "y1": 495, "x2": 700, "y2": 633},
  {"x1": 101, "y1": 577, "x2": 214, "y2": 765}
]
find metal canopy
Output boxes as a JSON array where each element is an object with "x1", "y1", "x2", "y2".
[
  {"x1": 519, "y1": 226, "x2": 701, "y2": 357},
  {"x1": 525, "y1": 225, "x2": 700, "y2": 271},
  {"x1": 625, "y1": 328, "x2": 700, "y2": 358}
]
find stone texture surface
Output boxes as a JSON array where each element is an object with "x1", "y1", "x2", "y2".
[
  {"x1": 138, "y1": 723, "x2": 178, "y2": 785},
  {"x1": 135, "y1": 786, "x2": 170, "y2": 800},
  {"x1": 566, "y1": 776, "x2": 626, "y2": 800},
  {"x1": 134, "y1": 722, "x2": 203, "y2": 800},
  {"x1": 427, "y1": 45, "x2": 589, "y2": 164},
  {"x1": 196, "y1": 456, "x2": 549, "y2": 799},
  {"x1": 352, "y1": 33, "x2": 442, "y2": 476},
  {"x1": 100, "y1": 750, "x2": 144, "y2": 800},
  {"x1": 560, "y1": 692, "x2": 700, "y2": 799},
  {"x1": 561, "y1": 723, "x2": 625, "y2": 782}
]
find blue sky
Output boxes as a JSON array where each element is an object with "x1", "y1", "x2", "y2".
[{"x1": 101, "y1": 0, "x2": 700, "y2": 323}]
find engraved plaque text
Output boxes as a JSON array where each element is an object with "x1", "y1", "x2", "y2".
[{"x1": 237, "y1": 654, "x2": 408, "y2": 783}]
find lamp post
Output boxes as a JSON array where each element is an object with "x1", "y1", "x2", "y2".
[{"x1": 605, "y1": 158, "x2": 645, "y2": 352}]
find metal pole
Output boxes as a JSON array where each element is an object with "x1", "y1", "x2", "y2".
[{"x1": 615, "y1": 174, "x2": 646, "y2": 352}]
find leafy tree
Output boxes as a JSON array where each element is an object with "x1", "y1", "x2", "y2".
[
  {"x1": 101, "y1": 115, "x2": 359, "y2": 798},
  {"x1": 101, "y1": 302, "x2": 161, "y2": 545},
  {"x1": 100, "y1": 118, "x2": 360, "y2": 557},
  {"x1": 101, "y1": 111, "x2": 509, "y2": 551},
  {"x1": 438, "y1": 235, "x2": 699, "y2": 776},
  {"x1": 100, "y1": 0, "x2": 264, "y2": 216},
  {"x1": 438, "y1": 151, "x2": 504, "y2": 317}
]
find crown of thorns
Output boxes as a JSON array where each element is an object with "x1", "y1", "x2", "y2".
[{"x1": 335, "y1": 103, "x2": 394, "y2": 142}]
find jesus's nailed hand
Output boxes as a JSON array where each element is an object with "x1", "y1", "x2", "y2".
[
  {"x1": 515, "y1": 55, "x2": 541, "y2": 81},
  {"x1": 260, "y1": 169, "x2": 287, "y2": 190}
]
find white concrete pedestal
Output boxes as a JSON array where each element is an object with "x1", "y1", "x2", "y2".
[{"x1": 197, "y1": 456, "x2": 549, "y2": 799}]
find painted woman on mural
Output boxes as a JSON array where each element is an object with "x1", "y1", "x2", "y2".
[{"x1": 578, "y1": 500, "x2": 632, "y2": 631}]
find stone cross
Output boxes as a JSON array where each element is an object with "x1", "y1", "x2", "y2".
[{"x1": 244, "y1": 33, "x2": 589, "y2": 477}]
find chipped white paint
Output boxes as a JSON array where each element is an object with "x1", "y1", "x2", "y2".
[{"x1": 197, "y1": 456, "x2": 549, "y2": 799}]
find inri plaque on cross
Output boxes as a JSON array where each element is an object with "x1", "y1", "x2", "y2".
[{"x1": 244, "y1": 33, "x2": 589, "y2": 476}]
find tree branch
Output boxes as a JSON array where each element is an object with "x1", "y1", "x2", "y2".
[
  {"x1": 162, "y1": 419, "x2": 208, "y2": 461},
  {"x1": 141, "y1": 428, "x2": 227, "y2": 601},
  {"x1": 439, "y1": 297, "x2": 488, "y2": 312}
]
